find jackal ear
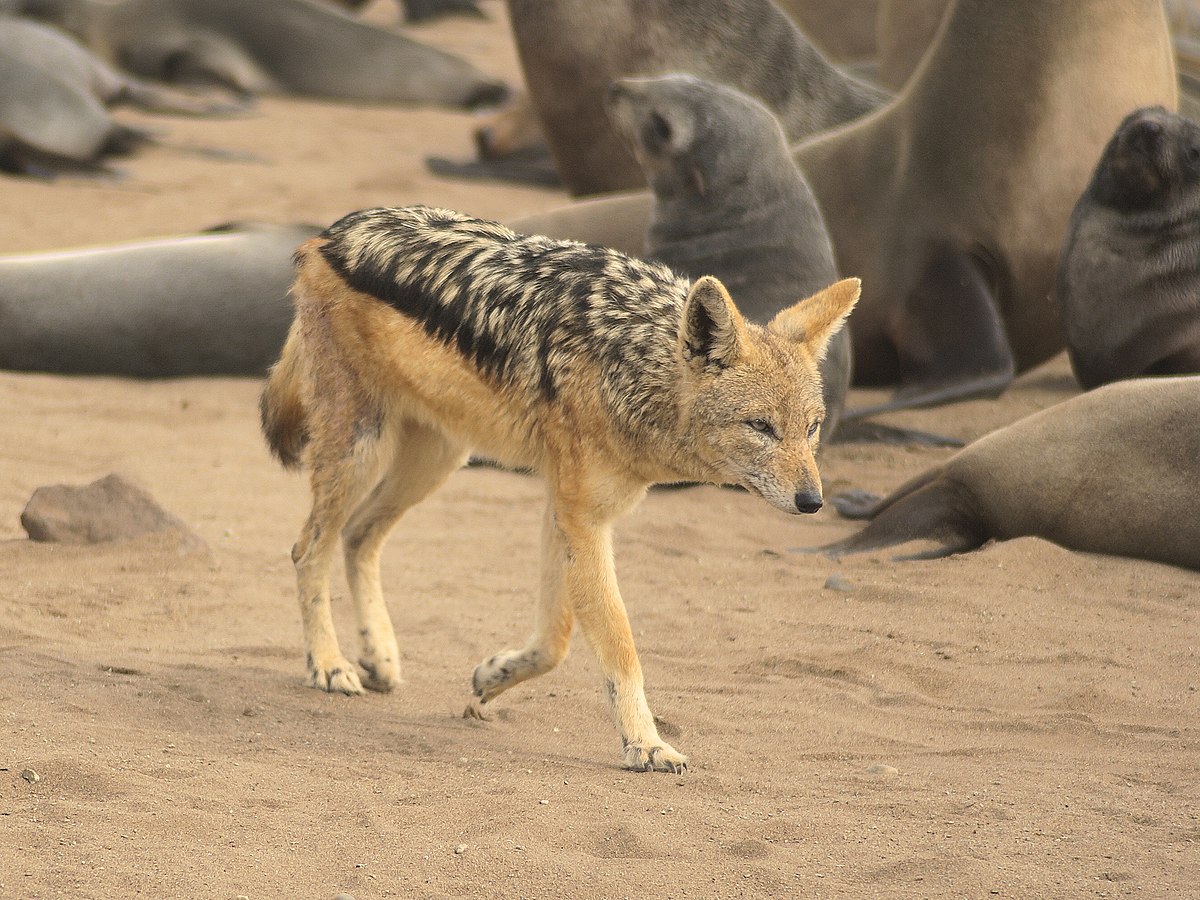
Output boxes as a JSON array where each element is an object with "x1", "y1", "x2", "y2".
[
  {"x1": 681, "y1": 276, "x2": 743, "y2": 368},
  {"x1": 769, "y1": 277, "x2": 861, "y2": 360}
]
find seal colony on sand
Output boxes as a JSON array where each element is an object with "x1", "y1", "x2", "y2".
[
  {"x1": 505, "y1": 0, "x2": 887, "y2": 196},
  {"x1": 814, "y1": 377, "x2": 1200, "y2": 572},
  {"x1": 604, "y1": 73, "x2": 852, "y2": 439},
  {"x1": 1056, "y1": 106, "x2": 1200, "y2": 389},
  {"x1": 6, "y1": 0, "x2": 507, "y2": 107},
  {"x1": 0, "y1": 18, "x2": 232, "y2": 173},
  {"x1": 511, "y1": 0, "x2": 1178, "y2": 415},
  {"x1": 0, "y1": 223, "x2": 319, "y2": 377}
]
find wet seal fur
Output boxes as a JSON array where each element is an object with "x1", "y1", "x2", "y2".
[
  {"x1": 813, "y1": 377, "x2": 1200, "y2": 571},
  {"x1": 0, "y1": 222, "x2": 319, "y2": 376},
  {"x1": 506, "y1": 0, "x2": 887, "y2": 196},
  {"x1": 604, "y1": 73, "x2": 853, "y2": 439},
  {"x1": 1056, "y1": 106, "x2": 1200, "y2": 389},
  {"x1": 9, "y1": 0, "x2": 507, "y2": 108},
  {"x1": 259, "y1": 205, "x2": 859, "y2": 771}
]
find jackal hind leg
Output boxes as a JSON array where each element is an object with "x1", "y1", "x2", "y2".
[
  {"x1": 343, "y1": 421, "x2": 469, "y2": 693},
  {"x1": 468, "y1": 496, "x2": 575, "y2": 714},
  {"x1": 293, "y1": 430, "x2": 388, "y2": 696}
]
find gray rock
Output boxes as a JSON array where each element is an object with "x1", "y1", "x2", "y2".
[{"x1": 20, "y1": 473, "x2": 206, "y2": 550}]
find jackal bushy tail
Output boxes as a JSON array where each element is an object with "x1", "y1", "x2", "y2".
[{"x1": 259, "y1": 322, "x2": 308, "y2": 469}]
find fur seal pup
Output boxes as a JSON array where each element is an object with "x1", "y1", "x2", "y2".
[
  {"x1": 516, "y1": 1, "x2": 1180, "y2": 413},
  {"x1": 9, "y1": 0, "x2": 507, "y2": 108},
  {"x1": 0, "y1": 223, "x2": 320, "y2": 377},
  {"x1": 1056, "y1": 106, "x2": 1200, "y2": 389},
  {"x1": 0, "y1": 18, "x2": 232, "y2": 173},
  {"x1": 604, "y1": 74, "x2": 852, "y2": 439},
  {"x1": 506, "y1": 0, "x2": 887, "y2": 196},
  {"x1": 815, "y1": 377, "x2": 1200, "y2": 571}
]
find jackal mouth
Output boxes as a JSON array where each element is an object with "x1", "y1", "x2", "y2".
[{"x1": 740, "y1": 471, "x2": 794, "y2": 513}]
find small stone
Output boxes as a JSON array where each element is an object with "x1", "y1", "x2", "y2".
[
  {"x1": 455, "y1": 844, "x2": 468, "y2": 855},
  {"x1": 20, "y1": 768, "x2": 40, "y2": 784},
  {"x1": 20, "y1": 473, "x2": 207, "y2": 551},
  {"x1": 866, "y1": 764, "x2": 899, "y2": 776},
  {"x1": 334, "y1": 894, "x2": 356, "y2": 900},
  {"x1": 824, "y1": 574, "x2": 854, "y2": 593},
  {"x1": 538, "y1": 799, "x2": 549, "y2": 805}
]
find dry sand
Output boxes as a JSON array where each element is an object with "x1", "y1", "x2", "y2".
[{"x1": 2, "y1": 4, "x2": 1198, "y2": 898}]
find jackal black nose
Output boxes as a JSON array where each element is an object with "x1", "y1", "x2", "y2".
[{"x1": 795, "y1": 489, "x2": 823, "y2": 514}]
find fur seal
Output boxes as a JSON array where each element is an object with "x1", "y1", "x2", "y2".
[
  {"x1": 505, "y1": 0, "x2": 887, "y2": 196},
  {"x1": 815, "y1": 377, "x2": 1200, "y2": 571},
  {"x1": 0, "y1": 223, "x2": 319, "y2": 376},
  {"x1": 874, "y1": 0, "x2": 949, "y2": 90},
  {"x1": 0, "y1": 18, "x2": 232, "y2": 173},
  {"x1": 1056, "y1": 106, "x2": 1200, "y2": 389},
  {"x1": 773, "y1": 0, "x2": 878, "y2": 65},
  {"x1": 9, "y1": 0, "x2": 507, "y2": 108},
  {"x1": 1166, "y1": 0, "x2": 1200, "y2": 119},
  {"x1": 322, "y1": 0, "x2": 483, "y2": 22},
  {"x1": 604, "y1": 74, "x2": 852, "y2": 439},
  {"x1": 514, "y1": 0, "x2": 1179, "y2": 413}
]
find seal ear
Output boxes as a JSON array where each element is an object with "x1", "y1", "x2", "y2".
[
  {"x1": 769, "y1": 277, "x2": 860, "y2": 360},
  {"x1": 681, "y1": 276, "x2": 745, "y2": 368}
]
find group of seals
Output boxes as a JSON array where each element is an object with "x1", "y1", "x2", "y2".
[
  {"x1": 0, "y1": 17, "x2": 233, "y2": 173},
  {"x1": 5, "y1": 0, "x2": 506, "y2": 107},
  {"x1": 505, "y1": 0, "x2": 887, "y2": 196},
  {"x1": 513, "y1": 0, "x2": 1179, "y2": 415},
  {"x1": 0, "y1": 223, "x2": 318, "y2": 376},
  {"x1": 603, "y1": 74, "x2": 852, "y2": 438},
  {"x1": 817, "y1": 377, "x2": 1200, "y2": 572}
]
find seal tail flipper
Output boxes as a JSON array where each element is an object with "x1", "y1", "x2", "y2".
[
  {"x1": 806, "y1": 470, "x2": 987, "y2": 560},
  {"x1": 260, "y1": 322, "x2": 309, "y2": 469}
]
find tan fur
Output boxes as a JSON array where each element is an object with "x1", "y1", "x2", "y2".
[{"x1": 261, "y1": 209, "x2": 858, "y2": 771}]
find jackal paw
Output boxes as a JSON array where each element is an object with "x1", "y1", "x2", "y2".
[
  {"x1": 471, "y1": 648, "x2": 526, "y2": 702},
  {"x1": 622, "y1": 740, "x2": 688, "y2": 774},
  {"x1": 357, "y1": 654, "x2": 401, "y2": 693},
  {"x1": 306, "y1": 655, "x2": 365, "y2": 695}
]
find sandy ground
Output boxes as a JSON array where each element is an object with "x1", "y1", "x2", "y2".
[{"x1": 2, "y1": 4, "x2": 1198, "y2": 898}]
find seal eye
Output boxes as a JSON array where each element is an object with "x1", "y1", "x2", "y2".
[
  {"x1": 1187, "y1": 144, "x2": 1200, "y2": 165},
  {"x1": 807, "y1": 420, "x2": 822, "y2": 440},
  {"x1": 747, "y1": 418, "x2": 777, "y2": 439},
  {"x1": 643, "y1": 112, "x2": 673, "y2": 153}
]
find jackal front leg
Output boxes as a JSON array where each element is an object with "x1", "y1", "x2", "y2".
[{"x1": 558, "y1": 490, "x2": 686, "y2": 773}]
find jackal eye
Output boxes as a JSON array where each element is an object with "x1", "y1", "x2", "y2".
[
  {"x1": 747, "y1": 418, "x2": 777, "y2": 439},
  {"x1": 807, "y1": 420, "x2": 822, "y2": 440}
]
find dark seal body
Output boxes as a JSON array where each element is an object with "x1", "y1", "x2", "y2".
[
  {"x1": 1056, "y1": 106, "x2": 1200, "y2": 389},
  {"x1": 818, "y1": 377, "x2": 1200, "y2": 571},
  {"x1": 0, "y1": 223, "x2": 319, "y2": 376}
]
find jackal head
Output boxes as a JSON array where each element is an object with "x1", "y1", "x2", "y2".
[{"x1": 678, "y1": 276, "x2": 860, "y2": 514}]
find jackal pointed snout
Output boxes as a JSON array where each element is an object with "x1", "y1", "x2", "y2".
[{"x1": 794, "y1": 488, "x2": 823, "y2": 514}]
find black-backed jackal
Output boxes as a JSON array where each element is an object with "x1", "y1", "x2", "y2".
[{"x1": 261, "y1": 206, "x2": 858, "y2": 771}]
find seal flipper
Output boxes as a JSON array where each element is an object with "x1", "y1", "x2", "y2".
[
  {"x1": 813, "y1": 470, "x2": 987, "y2": 560},
  {"x1": 846, "y1": 244, "x2": 1016, "y2": 419}
]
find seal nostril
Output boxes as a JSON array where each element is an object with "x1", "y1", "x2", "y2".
[{"x1": 605, "y1": 82, "x2": 626, "y2": 105}]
